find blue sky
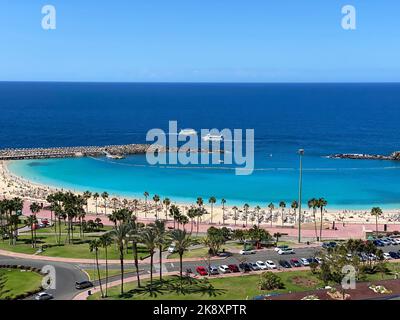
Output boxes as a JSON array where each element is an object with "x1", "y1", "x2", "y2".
[{"x1": 0, "y1": 0, "x2": 399, "y2": 82}]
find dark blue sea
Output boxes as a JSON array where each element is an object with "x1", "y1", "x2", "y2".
[{"x1": 2, "y1": 82, "x2": 400, "y2": 208}]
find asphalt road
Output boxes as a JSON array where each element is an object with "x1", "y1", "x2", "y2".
[{"x1": 0, "y1": 255, "x2": 89, "y2": 300}]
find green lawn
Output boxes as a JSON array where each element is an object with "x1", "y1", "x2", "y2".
[
  {"x1": 167, "y1": 242, "x2": 244, "y2": 259},
  {"x1": 89, "y1": 270, "x2": 324, "y2": 300},
  {"x1": 0, "y1": 268, "x2": 43, "y2": 300},
  {"x1": 0, "y1": 233, "x2": 149, "y2": 260}
]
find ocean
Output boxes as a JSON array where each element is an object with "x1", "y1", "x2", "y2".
[{"x1": 1, "y1": 82, "x2": 400, "y2": 208}]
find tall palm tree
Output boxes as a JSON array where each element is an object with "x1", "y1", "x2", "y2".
[
  {"x1": 308, "y1": 198, "x2": 318, "y2": 239},
  {"x1": 140, "y1": 226, "x2": 157, "y2": 285},
  {"x1": 187, "y1": 207, "x2": 196, "y2": 234},
  {"x1": 232, "y1": 206, "x2": 239, "y2": 226},
  {"x1": 162, "y1": 198, "x2": 171, "y2": 221},
  {"x1": 291, "y1": 200, "x2": 298, "y2": 223},
  {"x1": 371, "y1": 207, "x2": 383, "y2": 237},
  {"x1": 153, "y1": 220, "x2": 168, "y2": 281},
  {"x1": 26, "y1": 215, "x2": 38, "y2": 248},
  {"x1": 128, "y1": 216, "x2": 142, "y2": 288},
  {"x1": 153, "y1": 194, "x2": 160, "y2": 219},
  {"x1": 89, "y1": 239, "x2": 104, "y2": 298},
  {"x1": 29, "y1": 202, "x2": 41, "y2": 247},
  {"x1": 99, "y1": 233, "x2": 112, "y2": 297},
  {"x1": 93, "y1": 192, "x2": 99, "y2": 215},
  {"x1": 101, "y1": 192, "x2": 109, "y2": 215},
  {"x1": 110, "y1": 223, "x2": 131, "y2": 295},
  {"x1": 208, "y1": 196, "x2": 216, "y2": 224},
  {"x1": 268, "y1": 202, "x2": 274, "y2": 226},
  {"x1": 221, "y1": 198, "x2": 226, "y2": 225},
  {"x1": 243, "y1": 203, "x2": 249, "y2": 227},
  {"x1": 83, "y1": 191, "x2": 92, "y2": 215},
  {"x1": 169, "y1": 229, "x2": 195, "y2": 282},
  {"x1": 317, "y1": 198, "x2": 328, "y2": 240},
  {"x1": 111, "y1": 197, "x2": 119, "y2": 210},
  {"x1": 279, "y1": 201, "x2": 286, "y2": 227},
  {"x1": 143, "y1": 191, "x2": 149, "y2": 217}
]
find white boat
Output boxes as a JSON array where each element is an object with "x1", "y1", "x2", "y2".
[
  {"x1": 202, "y1": 134, "x2": 223, "y2": 142},
  {"x1": 179, "y1": 128, "x2": 197, "y2": 136},
  {"x1": 105, "y1": 152, "x2": 125, "y2": 159}
]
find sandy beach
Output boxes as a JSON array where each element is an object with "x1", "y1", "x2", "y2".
[{"x1": 2, "y1": 159, "x2": 400, "y2": 232}]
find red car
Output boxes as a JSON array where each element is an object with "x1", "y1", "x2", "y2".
[
  {"x1": 290, "y1": 258, "x2": 301, "y2": 267},
  {"x1": 196, "y1": 266, "x2": 208, "y2": 276},
  {"x1": 228, "y1": 264, "x2": 240, "y2": 273}
]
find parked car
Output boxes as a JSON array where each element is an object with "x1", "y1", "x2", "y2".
[
  {"x1": 256, "y1": 261, "x2": 268, "y2": 270},
  {"x1": 290, "y1": 258, "x2": 301, "y2": 267},
  {"x1": 388, "y1": 251, "x2": 399, "y2": 259},
  {"x1": 322, "y1": 241, "x2": 337, "y2": 249},
  {"x1": 388, "y1": 238, "x2": 398, "y2": 245},
  {"x1": 75, "y1": 280, "x2": 94, "y2": 290},
  {"x1": 380, "y1": 238, "x2": 392, "y2": 246},
  {"x1": 167, "y1": 243, "x2": 176, "y2": 253},
  {"x1": 383, "y1": 252, "x2": 392, "y2": 260},
  {"x1": 278, "y1": 260, "x2": 292, "y2": 268},
  {"x1": 265, "y1": 260, "x2": 277, "y2": 269},
  {"x1": 300, "y1": 258, "x2": 310, "y2": 266},
  {"x1": 239, "y1": 262, "x2": 251, "y2": 272},
  {"x1": 35, "y1": 292, "x2": 53, "y2": 301},
  {"x1": 196, "y1": 266, "x2": 208, "y2": 276},
  {"x1": 391, "y1": 238, "x2": 400, "y2": 245},
  {"x1": 307, "y1": 257, "x2": 318, "y2": 264},
  {"x1": 277, "y1": 247, "x2": 295, "y2": 255},
  {"x1": 239, "y1": 249, "x2": 256, "y2": 255},
  {"x1": 274, "y1": 245, "x2": 289, "y2": 252},
  {"x1": 373, "y1": 239, "x2": 385, "y2": 247},
  {"x1": 208, "y1": 265, "x2": 219, "y2": 275},
  {"x1": 218, "y1": 265, "x2": 231, "y2": 273},
  {"x1": 228, "y1": 264, "x2": 240, "y2": 273},
  {"x1": 249, "y1": 262, "x2": 261, "y2": 271}
]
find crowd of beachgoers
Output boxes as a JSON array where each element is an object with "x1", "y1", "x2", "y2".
[{"x1": 1, "y1": 160, "x2": 400, "y2": 229}]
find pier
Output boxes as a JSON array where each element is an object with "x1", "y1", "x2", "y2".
[{"x1": 0, "y1": 144, "x2": 158, "y2": 160}]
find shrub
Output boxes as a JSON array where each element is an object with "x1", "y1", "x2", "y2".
[{"x1": 259, "y1": 272, "x2": 285, "y2": 290}]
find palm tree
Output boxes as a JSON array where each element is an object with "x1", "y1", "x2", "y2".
[
  {"x1": 279, "y1": 201, "x2": 286, "y2": 227},
  {"x1": 83, "y1": 191, "x2": 92, "y2": 215},
  {"x1": 291, "y1": 200, "x2": 298, "y2": 223},
  {"x1": 109, "y1": 223, "x2": 131, "y2": 295},
  {"x1": 169, "y1": 229, "x2": 195, "y2": 282},
  {"x1": 232, "y1": 206, "x2": 239, "y2": 226},
  {"x1": 153, "y1": 194, "x2": 160, "y2": 219},
  {"x1": 26, "y1": 215, "x2": 38, "y2": 248},
  {"x1": 371, "y1": 207, "x2": 383, "y2": 237},
  {"x1": 93, "y1": 192, "x2": 99, "y2": 215},
  {"x1": 111, "y1": 197, "x2": 119, "y2": 210},
  {"x1": 89, "y1": 239, "x2": 104, "y2": 298},
  {"x1": 140, "y1": 226, "x2": 157, "y2": 285},
  {"x1": 221, "y1": 198, "x2": 226, "y2": 225},
  {"x1": 308, "y1": 198, "x2": 318, "y2": 239},
  {"x1": 187, "y1": 207, "x2": 196, "y2": 234},
  {"x1": 153, "y1": 220, "x2": 168, "y2": 281},
  {"x1": 29, "y1": 202, "x2": 41, "y2": 247},
  {"x1": 99, "y1": 233, "x2": 112, "y2": 297},
  {"x1": 143, "y1": 191, "x2": 149, "y2": 217},
  {"x1": 196, "y1": 197, "x2": 204, "y2": 208},
  {"x1": 268, "y1": 203, "x2": 274, "y2": 226},
  {"x1": 208, "y1": 196, "x2": 216, "y2": 224},
  {"x1": 101, "y1": 192, "x2": 109, "y2": 215},
  {"x1": 128, "y1": 216, "x2": 142, "y2": 288},
  {"x1": 243, "y1": 203, "x2": 249, "y2": 227},
  {"x1": 317, "y1": 198, "x2": 328, "y2": 240},
  {"x1": 162, "y1": 198, "x2": 171, "y2": 221}
]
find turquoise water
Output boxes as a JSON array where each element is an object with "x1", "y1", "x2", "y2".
[{"x1": 8, "y1": 154, "x2": 400, "y2": 209}]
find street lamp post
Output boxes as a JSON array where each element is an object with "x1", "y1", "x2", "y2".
[{"x1": 298, "y1": 149, "x2": 304, "y2": 243}]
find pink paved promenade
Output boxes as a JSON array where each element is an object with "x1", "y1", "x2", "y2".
[{"x1": 23, "y1": 202, "x2": 400, "y2": 240}]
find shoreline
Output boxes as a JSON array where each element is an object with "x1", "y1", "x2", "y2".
[{"x1": 2, "y1": 159, "x2": 400, "y2": 227}]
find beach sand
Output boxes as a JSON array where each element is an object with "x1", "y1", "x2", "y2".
[{"x1": 2, "y1": 160, "x2": 400, "y2": 232}]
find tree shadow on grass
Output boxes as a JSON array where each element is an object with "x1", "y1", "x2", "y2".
[{"x1": 121, "y1": 275, "x2": 226, "y2": 299}]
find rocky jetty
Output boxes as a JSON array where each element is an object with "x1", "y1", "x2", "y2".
[
  {"x1": 0, "y1": 144, "x2": 161, "y2": 160},
  {"x1": 328, "y1": 151, "x2": 400, "y2": 161},
  {"x1": 0, "y1": 144, "x2": 223, "y2": 161}
]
